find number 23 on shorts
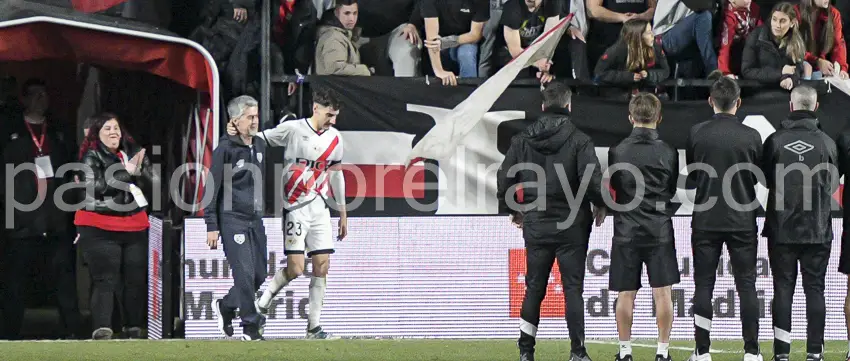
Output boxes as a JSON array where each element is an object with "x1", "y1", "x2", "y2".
[{"x1": 285, "y1": 220, "x2": 303, "y2": 237}]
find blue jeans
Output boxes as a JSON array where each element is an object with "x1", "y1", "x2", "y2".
[
  {"x1": 441, "y1": 43, "x2": 479, "y2": 78},
  {"x1": 661, "y1": 11, "x2": 718, "y2": 76}
]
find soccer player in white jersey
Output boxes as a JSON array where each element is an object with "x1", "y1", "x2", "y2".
[{"x1": 235, "y1": 87, "x2": 348, "y2": 339}]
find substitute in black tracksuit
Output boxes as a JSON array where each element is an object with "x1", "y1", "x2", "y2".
[
  {"x1": 497, "y1": 81, "x2": 606, "y2": 361},
  {"x1": 685, "y1": 78, "x2": 763, "y2": 360},
  {"x1": 205, "y1": 96, "x2": 268, "y2": 340},
  {"x1": 762, "y1": 86, "x2": 838, "y2": 360},
  {"x1": 608, "y1": 92, "x2": 679, "y2": 361}
]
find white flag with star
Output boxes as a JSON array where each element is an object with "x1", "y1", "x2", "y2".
[{"x1": 405, "y1": 13, "x2": 573, "y2": 166}]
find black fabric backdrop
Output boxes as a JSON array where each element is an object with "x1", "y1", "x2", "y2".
[{"x1": 305, "y1": 76, "x2": 850, "y2": 217}]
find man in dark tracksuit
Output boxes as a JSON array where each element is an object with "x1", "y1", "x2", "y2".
[
  {"x1": 497, "y1": 81, "x2": 606, "y2": 361},
  {"x1": 205, "y1": 96, "x2": 268, "y2": 341},
  {"x1": 685, "y1": 77, "x2": 763, "y2": 361},
  {"x1": 607, "y1": 93, "x2": 679, "y2": 361},
  {"x1": 762, "y1": 86, "x2": 838, "y2": 361}
]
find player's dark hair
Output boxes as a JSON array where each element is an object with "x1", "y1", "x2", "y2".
[
  {"x1": 629, "y1": 92, "x2": 661, "y2": 124},
  {"x1": 541, "y1": 81, "x2": 572, "y2": 110},
  {"x1": 709, "y1": 77, "x2": 741, "y2": 112},
  {"x1": 312, "y1": 87, "x2": 341, "y2": 110},
  {"x1": 336, "y1": 0, "x2": 358, "y2": 7},
  {"x1": 21, "y1": 78, "x2": 46, "y2": 96}
]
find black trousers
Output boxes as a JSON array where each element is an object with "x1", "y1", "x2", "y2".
[
  {"x1": 691, "y1": 231, "x2": 760, "y2": 355},
  {"x1": 78, "y1": 226, "x2": 147, "y2": 331},
  {"x1": 768, "y1": 241, "x2": 830, "y2": 355},
  {"x1": 0, "y1": 233, "x2": 81, "y2": 339},
  {"x1": 221, "y1": 222, "x2": 268, "y2": 327},
  {"x1": 519, "y1": 241, "x2": 588, "y2": 354}
]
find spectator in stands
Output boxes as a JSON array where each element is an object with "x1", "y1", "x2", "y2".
[
  {"x1": 717, "y1": 0, "x2": 762, "y2": 78},
  {"x1": 652, "y1": 0, "x2": 718, "y2": 78},
  {"x1": 315, "y1": 0, "x2": 375, "y2": 76},
  {"x1": 587, "y1": 0, "x2": 657, "y2": 70},
  {"x1": 594, "y1": 20, "x2": 670, "y2": 91},
  {"x1": 356, "y1": 0, "x2": 423, "y2": 76},
  {"x1": 422, "y1": 0, "x2": 491, "y2": 85},
  {"x1": 75, "y1": 113, "x2": 155, "y2": 340},
  {"x1": 496, "y1": 0, "x2": 591, "y2": 82},
  {"x1": 0, "y1": 78, "x2": 81, "y2": 340},
  {"x1": 742, "y1": 2, "x2": 811, "y2": 90},
  {"x1": 497, "y1": 0, "x2": 555, "y2": 83},
  {"x1": 796, "y1": 0, "x2": 849, "y2": 79}
]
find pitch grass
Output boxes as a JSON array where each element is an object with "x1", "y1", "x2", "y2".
[{"x1": 1, "y1": 339, "x2": 847, "y2": 361}]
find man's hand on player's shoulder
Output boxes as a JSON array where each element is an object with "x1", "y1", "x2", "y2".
[{"x1": 510, "y1": 212, "x2": 523, "y2": 228}]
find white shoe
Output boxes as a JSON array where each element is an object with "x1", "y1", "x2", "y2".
[
  {"x1": 743, "y1": 354, "x2": 763, "y2": 361},
  {"x1": 256, "y1": 290, "x2": 274, "y2": 314},
  {"x1": 688, "y1": 351, "x2": 712, "y2": 361}
]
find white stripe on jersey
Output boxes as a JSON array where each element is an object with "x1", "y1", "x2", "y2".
[{"x1": 261, "y1": 118, "x2": 344, "y2": 210}]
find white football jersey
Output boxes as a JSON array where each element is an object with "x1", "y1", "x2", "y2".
[{"x1": 261, "y1": 118, "x2": 344, "y2": 210}]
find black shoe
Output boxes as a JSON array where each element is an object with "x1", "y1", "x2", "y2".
[
  {"x1": 92, "y1": 327, "x2": 113, "y2": 340},
  {"x1": 655, "y1": 354, "x2": 672, "y2": 361},
  {"x1": 773, "y1": 355, "x2": 789, "y2": 361},
  {"x1": 122, "y1": 327, "x2": 143, "y2": 339},
  {"x1": 615, "y1": 354, "x2": 633, "y2": 361},
  {"x1": 571, "y1": 351, "x2": 592, "y2": 361},
  {"x1": 213, "y1": 299, "x2": 235, "y2": 337},
  {"x1": 519, "y1": 350, "x2": 534, "y2": 361},
  {"x1": 241, "y1": 325, "x2": 265, "y2": 341},
  {"x1": 806, "y1": 353, "x2": 824, "y2": 361}
]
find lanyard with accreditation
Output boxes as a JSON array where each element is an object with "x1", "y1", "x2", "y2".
[{"x1": 25, "y1": 121, "x2": 54, "y2": 179}]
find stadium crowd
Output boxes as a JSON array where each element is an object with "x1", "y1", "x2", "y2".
[{"x1": 256, "y1": 0, "x2": 849, "y2": 93}]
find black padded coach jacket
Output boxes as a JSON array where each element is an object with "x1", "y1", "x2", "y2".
[
  {"x1": 762, "y1": 110, "x2": 838, "y2": 244},
  {"x1": 496, "y1": 107, "x2": 606, "y2": 244}
]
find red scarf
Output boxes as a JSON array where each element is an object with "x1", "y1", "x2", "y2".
[{"x1": 729, "y1": 2, "x2": 757, "y2": 42}]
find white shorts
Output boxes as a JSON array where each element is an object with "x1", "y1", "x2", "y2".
[{"x1": 282, "y1": 199, "x2": 334, "y2": 257}]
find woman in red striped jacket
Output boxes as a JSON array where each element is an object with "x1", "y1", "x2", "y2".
[{"x1": 74, "y1": 112, "x2": 155, "y2": 340}]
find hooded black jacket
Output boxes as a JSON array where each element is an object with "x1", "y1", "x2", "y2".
[
  {"x1": 608, "y1": 127, "x2": 679, "y2": 246},
  {"x1": 78, "y1": 140, "x2": 156, "y2": 217},
  {"x1": 762, "y1": 110, "x2": 838, "y2": 244},
  {"x1": 496, "y1": 108, "x2": 606, "y2": 244}
]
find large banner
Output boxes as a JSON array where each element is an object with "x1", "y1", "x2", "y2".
[
  {"x1": 306, "y1": 77, "x2": 850, "y2": 217},
  {"x1": 183, "y1": 217, "x2": 848, "y2": 340}
]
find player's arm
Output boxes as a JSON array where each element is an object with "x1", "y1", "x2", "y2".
[
  {"x1": 328, "y1": 138, "x2": 348, "y2": 239},
  {"x1": 837, "y1": 133, "x2": 850, "y2": 179},
  {"x1": 761, "y1": 134, "x2": 777, "y2": 189},
  {"x1": 496, "y1": 138, "x2": 522, "y2": 214},
  {"x1": 577, "y1": 138, "x2": 606, "y2": 208},
  {"x1": 204, "y1": 145, "x2": 228, "y2": 233},
  {"x1": 260, "y1": 119, "x2": 297, "y2": 147}
]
